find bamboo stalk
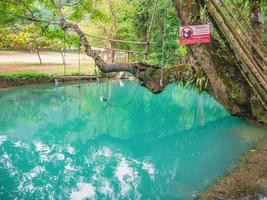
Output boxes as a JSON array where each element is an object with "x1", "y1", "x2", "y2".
[
  {"x1": 207, "y1": 1, "x2": 267, "y2": 109},
  {"x1": 229, "y1": 0, "x2": 267, "y2": 54},
  {"x1": 220, "y1": 0, "x2": 267, "y2": 68},
  {"x1": 214, "y1": 5, "x2": 267, "y2": 83},
  {"x1": 144, "y1": 0, "x2": 157, "y2": 61},
  {"x1": 209, "y1": 0, "x2": 267, "y2": 89}
]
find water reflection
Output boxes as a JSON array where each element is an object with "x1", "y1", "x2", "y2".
[
  {"x1": 0, "y1": 81, "x2": 229, "y2": 140},
  {"x1": 0, "y1": 81, "x2": 266, "y2": 199}
]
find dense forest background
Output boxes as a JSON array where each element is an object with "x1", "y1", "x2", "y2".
[{"x1": 3, "y1": 0, "x2": 265, "y2": 67}]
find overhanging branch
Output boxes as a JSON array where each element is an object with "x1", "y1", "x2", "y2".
[{"x1": 59, "y1": 19, "x2": 192, "y2": 93}]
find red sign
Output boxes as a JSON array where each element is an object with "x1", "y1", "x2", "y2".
[{"x1": 179, "y1": 24, "x2": 211, "y2": 45}]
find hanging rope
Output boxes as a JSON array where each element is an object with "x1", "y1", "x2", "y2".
[
  {"x1": 78, "y1": 37, "x2": 81, "y2": 75},
  {"x1": 63, "y1": 29, "x2": 67, "y2": 76},
  {"x1": 99, "y1": 80, "x2": 140, "y2": 108},
  {"x1": 160, "y1": 2, "x2": 167, "y2": 66},
  {"x1": 83, "y1": 33, "x2": 147, "y2": 45},
  {"x1": 144, "y1": 0, "x2": 158, "y2": 61},
  {"x1": 160, "y1": 0, "x2": 168, "y2": 87},
  {"x1": 106, "y1": 83, "x2": 140, "y2": 108},
  {"x1": 63, "y1": 0, "x2": 159, "y2": 64}
]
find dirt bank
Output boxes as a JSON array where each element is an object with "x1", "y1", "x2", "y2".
[
  {"x1": 200, "y1": 139, "x2": 267, "y2": 199},
  {"x1": 0, "y1": 79, "x2": 54, "y2": 88},
  {"x1": 0, "y1": 76, "x2": 101, "y2": 89}
]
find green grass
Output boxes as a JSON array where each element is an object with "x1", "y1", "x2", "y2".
[{"x1": 0, "y1": 72, "x2": 52, "y2": 82}]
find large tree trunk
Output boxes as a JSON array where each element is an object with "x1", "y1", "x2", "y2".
[
  {"x1": 171, "y1": 0, "x2": 266, "y2": 121},
  {"x1": 172, "y1": 0, "x2": 251, "y2": 115}
]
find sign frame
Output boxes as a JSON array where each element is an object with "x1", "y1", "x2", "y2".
[{"x1": 179, "y1": 24, "x2": 211, "y2": 45}]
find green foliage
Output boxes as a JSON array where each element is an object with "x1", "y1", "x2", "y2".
[
  {"x1": 0, "y1": 0, "x2": 264, "y2": 67},
  {"x1": 184, "y1": 70, "x2": 209, "y2": 93},
  {"x1": 0, "y1": 72, "x2": 52, "y2": 82},
  {"x1": 0, "y1": 25, "x2": 63, "y2": 50},
  {"x1": 0, "y1": 0, "x2": 184, "y2": 66},
  {"x1": 131, "y1": 0, "x2": 184, "y2": 66}
]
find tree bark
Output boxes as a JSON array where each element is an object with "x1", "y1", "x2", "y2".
[
  {"x1": 171, "y1": 0, "x2": 267, "y2": 120},
  {"x1": 250, "y1": 0, "x2": 263, "y2": 44},
  {"x1": 172, "y1": 0, "x2": 249, "y2": 115}
]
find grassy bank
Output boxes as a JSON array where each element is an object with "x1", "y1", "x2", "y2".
[
  {"x1": 0, "y1": 72, "x2": 104, "y2": 88},
  {"x1": 0, "y1": 72, "x2": 52, "y2": 81},
  {"x1": 0, "y1": 72, "x2": 53, "y2": 88}
]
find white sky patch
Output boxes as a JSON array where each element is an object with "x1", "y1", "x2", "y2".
[
  {"x1": 100, "y1": 180, "x2": 113, "y2": 197},
  {"x1": 142, "y1": 162, "x2": 156, "y2": 180},
  {"x1": 34, "y1": 141, "x2": 51, "y2": 154},
  {"x1": 115, "y1": 159, "x2": 138, "y2": 196},
  {"x1": 53, "y1": 153, "x2": 65, "y2": 161},
  {"x1": 27, "y1": 166, "x2": 45, "y2": 179},
  {"x1": 13, "y1": 141, "x2": 30, "y2": 150},
  {"x1": 14, "y1": 141, "x2": 22, "y2": 147},
  {"x1": 93, "y1": 147, "x2": 112, "y2": 161},
  {"x1": 65, "y1": 164, "x2": 75, "y2": 171},
  {"x1": 18, "y1": 166, "x2": 45, "y2": 193},
  {"x1": 70, "y1": 183, "x2": 96, "y2": 200},
  {"x1": 0, "y1": 152, "x2": 18, "y2": 177},
  {"x1": 0, "y1": 135, "x2": 7, "y2": 145},
  {"x1": 64, "y1": 158, "x2": 76, "y2": 172},
  {"x1": 67, "y1": 146, "x2": 76, "y2": 155},
  {"x1": 39, "y1": 154, "x2": 49, "y2": 162}
]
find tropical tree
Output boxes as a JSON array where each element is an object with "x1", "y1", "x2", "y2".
[{"x1": 0, "y1": 0, "x2": 266, "y2": 123}]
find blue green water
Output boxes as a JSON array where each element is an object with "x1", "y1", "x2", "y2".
[{"x1": 0, "y1": 80, "x2": 266, "y2": 200}]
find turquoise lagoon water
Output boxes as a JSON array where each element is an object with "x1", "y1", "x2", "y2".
[{"x1": 0, "y1": 80, "x2": 266, "y2": 200}]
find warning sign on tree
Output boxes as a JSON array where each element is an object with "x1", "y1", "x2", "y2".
[{"x1": 179, "y1": 24, "x2": 211, "y2": 45}]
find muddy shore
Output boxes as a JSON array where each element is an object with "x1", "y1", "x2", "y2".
[{"x1": 200, "y1": 138, "x2": 267, "y2": 200}]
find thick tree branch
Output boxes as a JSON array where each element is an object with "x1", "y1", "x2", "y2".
[{"x1": 59, "y1": 19, "x2": 192, "y2": 93}]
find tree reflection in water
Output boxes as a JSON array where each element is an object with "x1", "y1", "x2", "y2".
[{"x1": 0, "y1": 81, "x2": 266, "y2": 199}]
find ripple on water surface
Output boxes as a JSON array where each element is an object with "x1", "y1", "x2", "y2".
[{"x1": 0, "y1": 81, "x2": 266, "y2": 199}]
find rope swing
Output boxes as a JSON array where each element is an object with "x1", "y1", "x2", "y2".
[
  {"x1": 58, "y1": 0, "x2": 159, "y2": 107},
  {"x1": 160, "y1": 0, "x2": 168, "y2": 87},
  {"x1": 63, "y1": 29, "x2": 67, "y2": 76},
  {"x1": 144, "y1": 0, "x2": 158, "y2": 61},
  {"x1": 99, "y1": 80, "x2": 141, "y2": 108},
  {"x1": 78, "y1": 37, "x2": 81, "y2": 75}
]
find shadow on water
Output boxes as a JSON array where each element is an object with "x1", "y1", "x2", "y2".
[{"x1": 0, "y1": 80, "x2": 266, "y2": 199}]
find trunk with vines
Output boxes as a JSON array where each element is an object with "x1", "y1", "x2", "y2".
[{"x1": 171, "y1": 0, "x2": 266, "y2": 123}]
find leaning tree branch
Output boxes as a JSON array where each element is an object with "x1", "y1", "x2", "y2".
[{"x1": 59, "y1": 19, "x2": 192, "y2": 93}]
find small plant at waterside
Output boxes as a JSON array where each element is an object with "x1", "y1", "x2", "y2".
[
  {"x1": 0, "y1": 72, "x2": 52, "y2": 82},
  {"x1": 181, "y1": 69, "x2": 208, "y2": 93}
]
